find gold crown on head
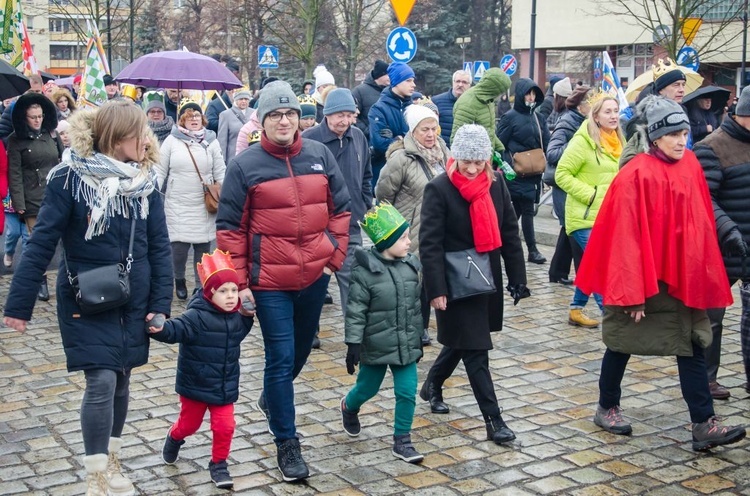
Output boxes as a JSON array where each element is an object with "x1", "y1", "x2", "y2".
[
  {"x1": 178, "y1": 96, "x2": 202, "y2": 114},
  {"x1": 653, "y1": 58, "x2": 678, "y2": 80},
  {"x1": 585, "y1": 88, "x2": 610, "y2": 106},
  {"x1": 298, "y1": 94, "x2": 316, "y2": 105}
]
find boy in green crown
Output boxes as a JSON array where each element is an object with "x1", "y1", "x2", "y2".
[{"x1": 341, "y1": 203, "x2": 425, "y2": 463}]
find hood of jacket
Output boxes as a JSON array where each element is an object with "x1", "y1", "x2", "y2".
[
  {"x1": 11, "y1": 92, "x2": 58, "y2": 136},
  {"x1": 513, "y1": 78, "x2": 544, "y2": 114},
  {"x1": 67, "y1": 106, "x2": 161, "y2": 167},
  {"x1": 471, "y1": 68, "x2": 511, "y2": 103},
  {"x1": 720, "y1": 114, "x2": 750, "y2": 143},
  {"x1": 354, "y1": 246, "x2": 421, "y2": 274}
]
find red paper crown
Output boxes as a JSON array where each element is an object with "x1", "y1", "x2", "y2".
[{"x1": 197, "y1": 249, "x2": 236, "y2": 287}]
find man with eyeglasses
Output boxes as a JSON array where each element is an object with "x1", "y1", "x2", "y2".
[
  {"x1": 216, "y1": 80, "x2": 351, "y2": 483},
  {"x1": 432, "y1": 70, "x2": 472, "y2": 148}
]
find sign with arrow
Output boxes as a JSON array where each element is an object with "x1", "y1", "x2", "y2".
[
  {"x1": 386, "y1": 27, "x2": 417, "y2": 64},
  {"x1": 389, "y1": 0, "x2": 416, "y2": 26}
]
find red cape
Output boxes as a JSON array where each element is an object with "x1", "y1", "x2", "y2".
[{"x1": 575, "y1": 150, "x2": 733, "y2": 310}]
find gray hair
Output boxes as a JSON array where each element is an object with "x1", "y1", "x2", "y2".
[{"x1": 453, "y1": 70, "x2": 471, "y2": 82}]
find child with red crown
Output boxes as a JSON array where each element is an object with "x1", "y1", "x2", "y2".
[{"x1": 147, "y1": 249, "x2": 254, "y2": 489}]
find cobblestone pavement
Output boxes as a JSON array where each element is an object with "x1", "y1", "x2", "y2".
[{"x1": 1, "y1": 244, "x2": 749, "y2": 495}]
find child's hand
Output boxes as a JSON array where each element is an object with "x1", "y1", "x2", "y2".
[
  {"x1": 145, "y1": 313, "x2": 166, "y2": 334},
  {"x1": 345, "y1": 343, "x2": 361, "y2": 375}
]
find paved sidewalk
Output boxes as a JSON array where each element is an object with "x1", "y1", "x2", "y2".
[{"x1": 1, "y1": 244, "x2": 748, "y2": 495}]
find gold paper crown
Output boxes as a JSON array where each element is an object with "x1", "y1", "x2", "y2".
[
  {"x1": 178, "y1": 96, "x2": 203, "y2": 114},
  {"x1": 653, "y1": 58, "x2": 678, "y2": 80},
  {"x1": 298, "y1": 94, "x2": 316, "y2": 105},
  {"x1": 121, "y1": 84, "x2": 138, "y2": 100},
  {"x1": 359, "y1": 202, "x2": 408, "y2": 247},
  {"x1": 196, "y1": 249, "x2": 236, "y2": 287},
  {"x1": 585, "y1": 88, "x2": 610, "y2": 106},
  {"x1": 247, "y1": 130, "x2": 262, "y2": 144}
]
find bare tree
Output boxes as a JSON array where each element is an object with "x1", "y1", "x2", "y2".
[
  {"x1": 229, "y1": 0, "x2": 269, "y2": 87},
  {"x1": 262, "y1": 0, "x2": 328, "y2": 77},
  {"x1": 601, "y1": 0, "x2": 743, "y2": 61},
  {"x1": 329, "y1": 0, "x2": 389, "y2": 87}
]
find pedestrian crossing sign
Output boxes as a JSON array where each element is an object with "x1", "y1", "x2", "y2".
[
  {"x1": 258, "y1": 45, "x2": 279, "y2": 69},
  {"x1": 473, "y1": 61, "x2": 490, "y2": 81}
]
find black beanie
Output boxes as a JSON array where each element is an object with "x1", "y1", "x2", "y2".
[
  {"x1": 654, "y1": 69, "x2": 686, "y2": 93},
  {"x1": 372, "y1": 59, "x2": 389, "y2": 80}
]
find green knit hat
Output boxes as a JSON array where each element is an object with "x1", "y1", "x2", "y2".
[{"x1": 359, "y1": 203, "x2": 409, "y2": 252}]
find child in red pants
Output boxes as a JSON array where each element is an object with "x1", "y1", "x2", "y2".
[{"x1": 148, "y1": 249, "x2": 253, "y2": 489}]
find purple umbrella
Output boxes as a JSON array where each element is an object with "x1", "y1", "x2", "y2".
[{"x1": 114, "y1": 51, "x2": 242, "y2": 91}]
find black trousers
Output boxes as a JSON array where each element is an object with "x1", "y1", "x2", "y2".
[
  {"x1": 511, "y1": 197, "x2": 537, "y2": 250},
  {"x1": 427, "y1": 346, "x2": 500, "y2": 418},
  {"x1": 549, "y1": 226, "x2": 573, "y2": 279}
]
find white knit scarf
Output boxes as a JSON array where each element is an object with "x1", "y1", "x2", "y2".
[{"x1": 47, "y1": 149, "x2": 156, "y2": 240}]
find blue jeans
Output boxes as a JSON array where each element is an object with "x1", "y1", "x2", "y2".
[
  {"x1": 81, "y1": 369, "x2": 131, "y2": 455},
  {"x1": 254, "y1": 274, "x2": 330, "y2": 444},
  {"x1": 4, "y1": 212, "x2": 29, "y2": 256},
  {"x1": 570, "y1": 228, "x2": 603, "y2": 311}
]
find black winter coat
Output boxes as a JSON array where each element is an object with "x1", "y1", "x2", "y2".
[
  {"x1": 431, "y1": 89, "x2": 458, "y2": 147},
  {"x1": 3, "y1": 168, "x2": 174, "y2": 372},
  {"x1": 694, "y1": 117, "x2": 750, "y2": 281},
  {"x1": 688, "y1": 105, "x2": 720, "y2": 144},
  {"x1": 150, "y1": 293, "x2": 254, "y2": 405},
  {"x1": 419, "y1": 172, "x2": 527, "y2": 350},
  {"x1": 0, "y1": 102, "x2": 14, "y2": 142},
  {"x1": 205, "y1": 93, "x2": 232, "y2": 133},
  {"x1": 352, "y1": 72, "x2": 386, "y2": 140},
  {"x1": 497, "y1": 78, "x2": 550, "y2": 202},
  {"x1": 546, "y1": 109, "x2": 585, "y2": 167}
]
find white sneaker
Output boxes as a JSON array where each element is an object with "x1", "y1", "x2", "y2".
[{"x1": 3, "y1": 253, "x2": 12, "y2": 268}]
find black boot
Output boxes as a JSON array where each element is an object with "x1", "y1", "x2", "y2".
[
  {"x1": 485, "y1": 413, "x2": 516, "y2": 444},
  {"x1": 527, "y1": 248, "x2": 547, "y2": 264},
  {"x1": 175, "y1": 279, "x2": 188, "y2": 300},
  {"x1": 37, "y1": 274, "x2": 49, "y2": 301},
  {"x1": 419, "y1": 381, "x2": 449, "y2": 414}
]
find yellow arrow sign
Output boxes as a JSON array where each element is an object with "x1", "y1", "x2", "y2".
[
  {"x1": 390, "y1": 0, "x2": 416, "y2": 26},
  {"x1": 681, "y1": 18, "x2": 702, "y2": 46}
]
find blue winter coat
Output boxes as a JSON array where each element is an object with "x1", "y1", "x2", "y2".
[
  {"x1": 431, "y1": 89, "x2": 458, "y2": 147},
  {"x1": 150, "y1": 292, "x2": 254, "y2": 405},
  {"x1": 3, "y1": 167, "x2": 174, "y2": 373},
  {"x1": 368, "y1": 87, "x2": 411, "y2": 166}
]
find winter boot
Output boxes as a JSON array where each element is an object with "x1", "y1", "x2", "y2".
[
  {"x1": 485, "y1": 413, "x2": 516, "y2": 444},
  {"x1": 175, "y1": 278, "x2": 188, "y2": 300},
  {"x1": 83, "y1": 454, "x2": 109, "y2": 496},
  {"x1": 38, "y1": 274, "x2": 49, "y2": 301},
  {"x1": 691, "y1": 416, "x2": 747, "y2": 451},
  {"x1": 277, "y1": 438, "x2": 309, "y2": 482},
  {"x1": 340, "y1": 397, "x2": 361, "y2": 437},
  {"x1": 527, "y1": 249, "x2": 547, "y2": 264},
  {"x1": 568, "y1": 309, "x2": 599, "y2": 328},
  {"x1": 106, "y1": 438, "x2": 135, "y2": 496},
  {"x1": 419, "y1": 381, "x2": 449, "y2": 414},
  {"x1": 593, "y1": 404, "x2": 632, "y2": 435},
  {"x1": 208, "y1": 459, "x2": 234, "y2": 489},
  {"x1": 162, "y1": 428, "x2": 185, "y2": 465},
  {"x1": 391, "y1": 434, "x2": 424, "y2": 463}
]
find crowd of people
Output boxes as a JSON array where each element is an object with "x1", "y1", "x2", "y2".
[{"x1": 1, "y1": 53, "x2": 748, "y2": 495}]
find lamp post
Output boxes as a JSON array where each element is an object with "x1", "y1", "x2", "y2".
[
  {"x1": 456, "y1": 36, "x2": 471, "y2": 66},
  {"x1": 742, "y1": 0, "x2": 748, "y2": 91},
  {"x1": 529, "y1": 0, "x2": 537, "y2": 79}
]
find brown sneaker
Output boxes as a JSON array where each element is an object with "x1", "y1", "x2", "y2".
[
  {"x1": 709, "y1": 381, "x2": 731, "y2": 400},
  {"x1": 568, "y1": 309, "x2": 599, "y2": 328}
]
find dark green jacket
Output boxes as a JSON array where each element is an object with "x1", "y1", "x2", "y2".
[
  {"x1": 602, "y1": 283, "x2": 712, "y2": 357},
  {"x1": 344, "y1": 247, "x2": 423, "y2": 365}
]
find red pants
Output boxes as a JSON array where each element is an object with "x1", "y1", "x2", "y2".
[{"x1": 171, "y1": 396, "x2": 236, "y2": 463}]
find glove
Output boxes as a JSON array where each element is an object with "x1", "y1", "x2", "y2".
[
  {"x1": 506, "y1": 284, "x2": 531, "y2": 306},
  {"x1": 722, "y1": 228, "x2": 748, "y2": 257},
  {"x1": 378, "y1": 128, "x2": 393, "y2": 139},
  {"x1": 345, "y1": 343, "x2": 361, "y2": 375}
]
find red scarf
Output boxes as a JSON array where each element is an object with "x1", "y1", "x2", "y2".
[{"x1": 447, "y1": 158, "x2": 502, "y2": 253}]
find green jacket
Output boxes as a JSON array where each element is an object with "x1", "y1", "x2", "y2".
[
  {"x1": 602, "y1": 283, "x2": 712, "y2": 357},
  {"x1": 451, "y1": 67, "x2": 511, "y2": 153},
  {"x1": 554, "y1": 121, "x2": 620, "y2": 235},
  {"x1": 344, "y1": 247, "x2": 423, "y2": 366}
]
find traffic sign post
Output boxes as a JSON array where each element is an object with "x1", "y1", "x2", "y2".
[
  {"x1": 677, "y1": 46, "x2": 699, "y2": 72},
  {"x1": 593, "y1": 68, "x2": 602, "y2": 81},
  {"x1": 389, "y1": 0, "x2": 417, "y2": 26},
  {"x1": 500, "y1": 54, "x2": 517, "y2": 76},
  {"x1": 258, "y1": 45, "x2": 279, "y2": 73},
  {"x1": 473, "y1": 61, "x2": 490, "y2": 81},
  {"x1": 386, "y1": 27, "x2": 417, "y2": 64}
]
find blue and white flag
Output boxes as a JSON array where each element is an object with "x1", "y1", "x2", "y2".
[{"x1": 601, "y1": 51, "x2": 632, "y2": 120}]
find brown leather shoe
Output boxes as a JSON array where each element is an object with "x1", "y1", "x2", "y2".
[{"x1": 709, "y1": 381, "x2": 731, "y2": 400}]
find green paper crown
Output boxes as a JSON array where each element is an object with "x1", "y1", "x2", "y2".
[
  {"x1": 359, "y1": 203, "x2": 407, "y2": 246},
  {"x1": 141, "y1": 91, "x2": 164, "y2": 109}
]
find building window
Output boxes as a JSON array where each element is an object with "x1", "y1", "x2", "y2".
[
  {"x1": 27, "y1": 16, "x2": 34, "y2": 29},
  {"x1": 49, "y1": 19, "x2": 73, "y2": 32},
  {"x1": 688, "y1": 0, "x2": 742, "y2": 20},
  {"x1": 50, "y1": 45, "x2": 81, "y2": 60}
]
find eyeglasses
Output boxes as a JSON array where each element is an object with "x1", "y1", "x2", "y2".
[
  {"x1": 267, "y1": 110, "x2": 299, "y2": 122},
  {"x1": 27, "y1": 114, "x2": 44, "y2": 120},
  {"x1": 187, "y1": 113, "x2": 202, "y2": 120}
]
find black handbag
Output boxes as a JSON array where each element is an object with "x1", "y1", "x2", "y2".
[
  {"x1": 65, "y1": 219, "x2": 136, "y2": 315},
  {"x1": 444, "y1": 248, "x2": 497, "y2": 302}
]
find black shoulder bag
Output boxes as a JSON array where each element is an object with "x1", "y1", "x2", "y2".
[
  {"x1": 444, "y1": 248, "x2": 497, "y2": 302},
  {"x1": 65, "y1": 218, "x2": 136, "y2": 315}
]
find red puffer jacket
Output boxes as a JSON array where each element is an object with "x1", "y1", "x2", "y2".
[{"x1": 216, "y1": 132, "x2": 351, "y2": 291}]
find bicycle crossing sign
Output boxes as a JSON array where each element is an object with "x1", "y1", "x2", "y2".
[{"x1": 258, "y1": 45, "x2": 279, "y2": 69}]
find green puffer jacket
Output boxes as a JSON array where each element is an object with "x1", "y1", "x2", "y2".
[
  {"x1": 555, "y1": 120, "x2": 620, "y2": 235},
  {"x1": 451, "y1": 68, "x2": 511, "y2": 153},
  {"x1": 344, "y1": 247, "x2": 423, "y2": 366},
  {"x1": 602, "y1": 283, "x2": 712, "y2": 357},
  {"x1": 376, "y1": 133, "x2": 450, "y2": 254}
]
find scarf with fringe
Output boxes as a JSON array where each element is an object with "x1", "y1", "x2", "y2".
[{"x1": 47, "y1": 149, "x2": 155, "y2": 240}]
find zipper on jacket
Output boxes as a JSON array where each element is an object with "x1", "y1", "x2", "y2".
[
  {"x1": 467, "y1": 255, "x2": 492, "y2": 286},
  {"x1": 283, "y1": 151, "x2": 305, "y2": 279}
]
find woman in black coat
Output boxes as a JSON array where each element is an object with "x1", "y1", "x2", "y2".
[
  {"x1": 496, "y1": 78, "x2": 550, "y2": 264},
  {"x1": 3, "y1": 101, "x2": 173, "y2": 495},
  {"x1": 419, "y1": 124, "x2": 529, "y2": 445}
]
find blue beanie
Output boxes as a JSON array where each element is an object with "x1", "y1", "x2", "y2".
[
  {"x1": 324, "y1": 88, "x2": 356, "y2": 115},
  {"x1": 388, "y1": 62, "x2": 415, "y2": 88}
]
